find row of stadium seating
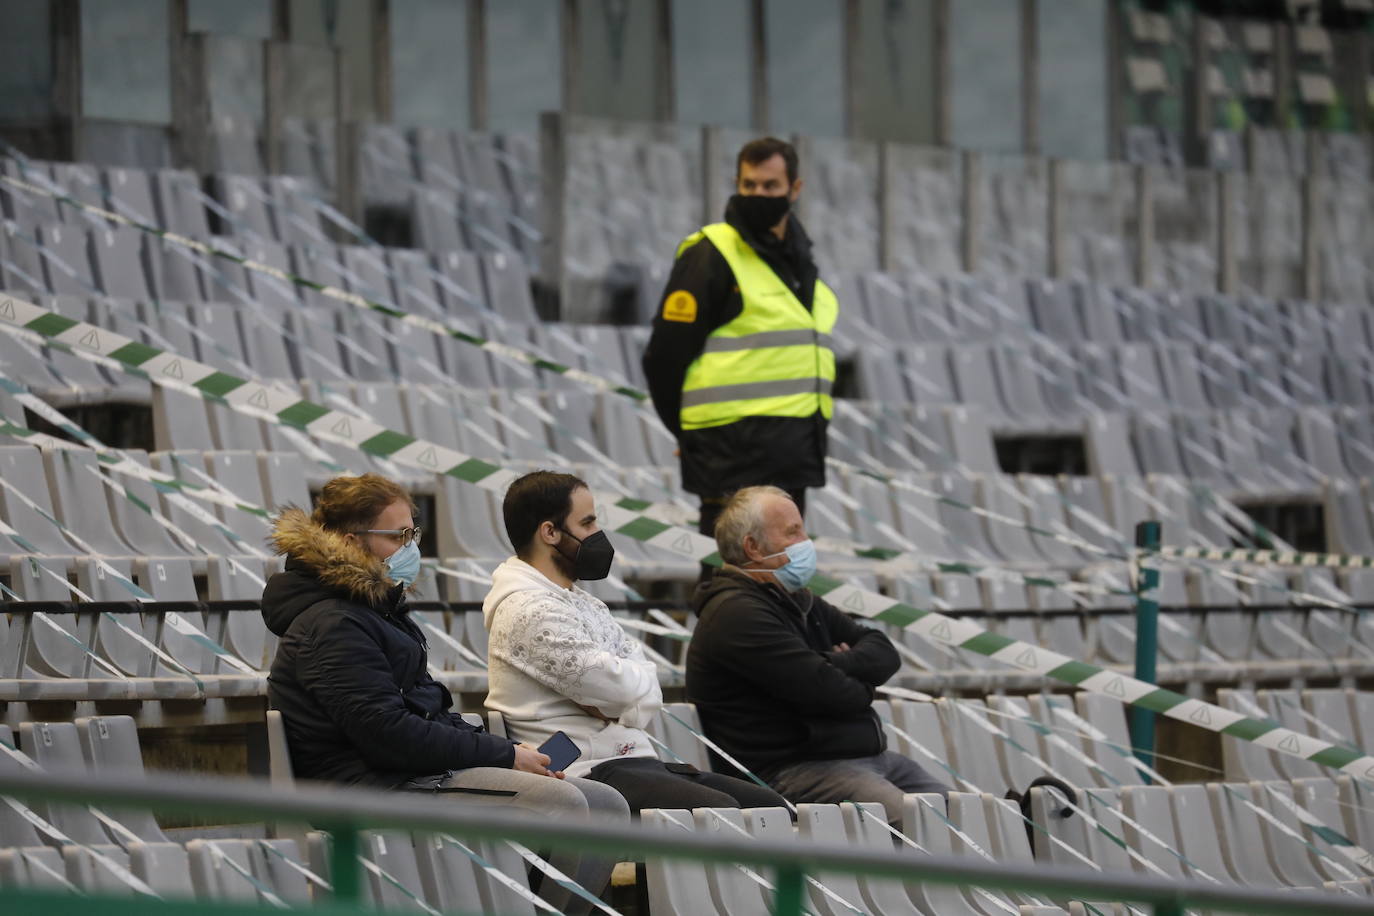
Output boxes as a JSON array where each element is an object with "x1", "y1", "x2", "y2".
[
  {"x1": 8, "y1": 420, "x2": 1374, "y2": 576},
  {"x1": 9, "y1": 119, "x2": 1374, "y2": 321},
  {"x1": 6, "y1": 695, "x2": 1374, "y2": 910},
  {"x1": 3, "y1": 566, "x2": 1371, "y2": 704}
]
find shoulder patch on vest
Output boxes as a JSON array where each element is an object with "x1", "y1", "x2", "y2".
[{"x1": 662, "y1": 290, "x2": 698, "y2": 323}]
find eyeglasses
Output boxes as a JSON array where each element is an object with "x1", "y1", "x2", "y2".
[{"x1": 357, "y1": 526, "x2": 422, "y2": 546}]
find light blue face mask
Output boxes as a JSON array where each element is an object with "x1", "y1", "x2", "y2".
[
  {"x1": 384, "y1": 540, "x2": 421, "y2": 587},
  {"x1": 749, "y1": 538, "x2": 818, "y2": 592}
]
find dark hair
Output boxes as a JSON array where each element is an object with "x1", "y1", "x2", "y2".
[
  {"x1": 503, "y1": 470, "x2": 587, "y2": 558},
  {"x1": 312, "y1": 473, "x2": 415, "y2": 535},
  {"x1": 736, "y1": 136, "x2": 799, "y2": 184}
]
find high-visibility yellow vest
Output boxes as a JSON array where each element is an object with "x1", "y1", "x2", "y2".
[{"x1": 676, "y1": 222, "x2": 838, "y2": 431}]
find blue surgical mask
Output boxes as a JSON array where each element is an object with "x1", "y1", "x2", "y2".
[
  {"x1": 384, "y1": 540, "x2": 421, "y2": 587},
  {"x1": 749, "y1": 539, "x2": 817, "y2": 592}
]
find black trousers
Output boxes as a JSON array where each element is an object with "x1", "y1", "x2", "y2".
[{"x1": 586, "y1": 757, "x2": 788, "y2": 813}]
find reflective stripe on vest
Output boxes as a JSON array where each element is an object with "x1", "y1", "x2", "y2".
[
  {"x1": 679, "y1": 223, "x2": 838, "y2": 431},
  {"x1": 681, "y1": 377, "x2": 836, "y2": 408}
]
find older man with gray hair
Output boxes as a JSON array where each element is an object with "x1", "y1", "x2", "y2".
[{"x1": 685, "y1": 485, "x2": 947, "y2": 822}]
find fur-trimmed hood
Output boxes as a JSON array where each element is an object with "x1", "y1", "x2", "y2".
[{"x1": 261, "y1": 507, "x2": 405, "y2": 636}]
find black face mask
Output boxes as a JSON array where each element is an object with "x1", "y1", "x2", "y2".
[
  {"x1": 730, "y1": 193, "x2": 791, "y2": 238},
  {"x1": 555, "y1": 528, "x2": 616, "y2": 581}
]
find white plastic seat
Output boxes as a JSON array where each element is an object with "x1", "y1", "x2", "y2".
[
  {"x1": 1205, "y1": 782, "x2": 1286, "y2": 886},
  {"x1": 412, "y1": 832, "x2": 500, "y2": 914},
  {"x1": 642, "y1": 808, "x2": 723, "y2": 916},
  {"x1": 0, "y1": 846, "x2": 71, "y2": 892},
  {"x1": 75, "y1": 716, "x2": 169, "y2": 843},
  {"x1": 904, "y1": 791, "x2": 1019, "y2": 915},
  {"x1": 690, "y1": 807, "x2": 774, "y2": 916},
  {"x1": 797, "y1": 803, "x2": 875, "y2": 916}
]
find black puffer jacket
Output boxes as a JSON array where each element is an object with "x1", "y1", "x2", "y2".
[
  {"x1": 686, "y1": 569, "x2": 899, "y2": 775},
  {"x1": 262, "y1": 508, "x2": 515, "y2": 787}
]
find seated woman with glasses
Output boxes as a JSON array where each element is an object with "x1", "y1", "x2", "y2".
[{"x1": 261, "y1": 473, "x2": 629, "y2": 915}]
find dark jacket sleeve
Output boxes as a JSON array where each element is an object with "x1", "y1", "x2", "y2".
[
  {"x1": 641, "y1": 238, "x2": 740, "y2": 436},
  {"x1": 704, "y1": 591, "x2": 878, "y2": 717},
  {"x1": 815, "y1": 596, "x2": 902, "y2": 688},
  {"x1": 299, "y1": 616, "x2": 516, "y2": 773}
]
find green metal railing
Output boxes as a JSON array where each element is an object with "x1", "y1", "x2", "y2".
[{"x1": 1, "y1": 768, "x2": 1371, "y2": 916}]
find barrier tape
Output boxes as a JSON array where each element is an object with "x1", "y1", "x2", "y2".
[
  {"x1": 258, "y1": 840, "x2": 332, "y2": 891},
  {"x1": 0, "y1": 736, "x2": 142, "y2": 857},
  {"x1": 671, "y1": 692, "x2": 1103, "y2": 912},
  {"x1": 0, "y1": 155, "x2": 1340, "y2": 565},
  {"x1": 90, "y1": 607, "x2": 210, "y2": 694},
  {"x1": 1271, "y1": 693, "x2": 1363, "y2": 753},
  {"x1": 5, "y1": 147, "x2": 1142, "y2": 576},
  {"x1": 0, "y1": 173, "x2": 647, "y2": 402},
  {"x1": 204, "y1": 841, "x2": 288, "y2": 908},
  {"x1": 18, "y1": 847, "x2": 82, "y2": 893},
  {"x1": 1155, "y1": 544, "x2": 1374, "y2": 570},
  {"x1": 0, "y1": 793, "x2": 159, "y2": 897},
  {"x1": 943, "y1": 699, "x2": 1205, "y2": 883},
  {"x1": 826, "y1": 457, "x2": 1130, "y2": 564},
  {"x1": 878, "y1": 711, "x2": 1121, "y2": 878},
  {"x1": 880, "y1": 689, "x2": 1222, "y2": 779},
  {"x1": 4, "y1": 293, "x2": 1374, "y2": 783},
  {"x1": 356, "y1": 849, "x2": 443, "y2": 916},
  {"x1": 409, "y1": 610, "x2": 488, "y2": 670},
  {"x1": 435, "y1": 833, "x2": 561, "y2": 914},
  {"x1": 0, "y1": 447, "x2": 258, "y2": 676},
  {"x1": 0, "y1": 404, "x2": 263, "y2": 526},
  {"x1": 853, "y1": 801, "x2": 1067, "y2": 916},
  {"x1": 1260, "y1": 783, "x2": 1374, "y2": 875},
  {"x1": 680, "y1": 808, "x2": 863, "y2": 916},
  {"x1": 0, "y1": 195, "x2": 1249, "y2": 618},
  {"x1": 504, "y1": 839, "x2": 622, "y2": 916},
  {"x1": 85, "y1": 466, "x2": 268, "y2": 588},
  {"x1": 989, "y1": 694, "x2": 1374, "y2": 881},
  {"x1": 659, "y1": 708, "x2": 791, "y2": 810},
  {"x1": 697, "y1": 808, "x2": 870, "y2": 916},
  {"x1": 691, "y1": 811, "x2": 817, "y2": 916},
  {"x1": 1037, "y1": 696, "x2": 1179, "y2": 783},
  {"x1": 0, "y1": 474, "x2": 152, "y2": 601},
  {"x1": 0, "y1": 529, "x2": 211, "y2": 691}
]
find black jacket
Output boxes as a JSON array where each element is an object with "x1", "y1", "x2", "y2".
[
  {"x1": 642, "y1": 200, "x2": 830, "y2": 497},
  {"x1": 685, "y1": 568, "x2": 900, "y2": 774},
  {"x1": 262, "y1": 508, "x2": 515, "y2": 787}
]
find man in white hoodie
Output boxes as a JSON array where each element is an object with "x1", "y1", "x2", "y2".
[{"x1": 484, "y1": 470, "x2": 787, "y2": 812}]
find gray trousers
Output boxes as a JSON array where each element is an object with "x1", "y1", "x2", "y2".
[
  {"x1": 762, "y1": 751, "x2": 950, "y2": 824},
  {"x1": 430, "y1": 768, "x2": 630, "y2": 915}
]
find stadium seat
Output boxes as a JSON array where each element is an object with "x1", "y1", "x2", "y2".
[{"x1": 75, "y1": 716, "x2": 169, "y2": 843}]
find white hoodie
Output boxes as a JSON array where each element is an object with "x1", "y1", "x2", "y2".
[{"x1": 482, "y1": 557, "x2": 661, "y2": 778}]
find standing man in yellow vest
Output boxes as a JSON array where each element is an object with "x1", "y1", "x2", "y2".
[{"x1": 642, "y1": 137, "x2": 837, "y2": 542}]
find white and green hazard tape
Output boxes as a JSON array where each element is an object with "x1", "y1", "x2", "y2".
[
  {"x1": 4, "y1": 292, "x2": 1374, "y2": 780},
  {"x1": 1154, "y1": 544, "x2": 1374, "y2": 571},
  {"x1": 3, "y1": 157, "x2": 1295, "y2": 597},
  {"x1": 1, "y1": 152, "x2": 1325, "y2": 568},
  {"x1": 0, "y1": 737, "x2": 160, "y2": 897},
  {"x1": 0, "y1": 172, "x2": 648, "y2": 402},
  {"x1": 0, "y1": 374, "x2": 273, "y2": 524}
]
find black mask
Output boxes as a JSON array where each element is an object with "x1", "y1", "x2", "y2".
[
  {"x1": 730, "y1": 193, "x2": 791, "y2": 238},
  {"x1": 555, "y1": 528, "x2": 616, "y2": 581}
]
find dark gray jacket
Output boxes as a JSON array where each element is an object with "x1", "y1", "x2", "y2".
[
  {"x1": 262, "y1": 508, "x2": 514, "y2": 787},
  {"x1": 686, "y1": 569, "x2": 898, "y2": 774}
]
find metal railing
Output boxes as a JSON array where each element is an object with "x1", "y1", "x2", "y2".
[{"x1": 1, "y1": 767, "x2": 1370, "y2": 916}]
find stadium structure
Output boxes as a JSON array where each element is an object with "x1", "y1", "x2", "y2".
[{"x1": 2, "y1": 1, "x2": 1374, "y2": 913}]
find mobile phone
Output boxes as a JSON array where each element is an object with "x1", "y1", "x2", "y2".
[{"x1": 537, "y1": 731, "x2": 581, "y2": 773}]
